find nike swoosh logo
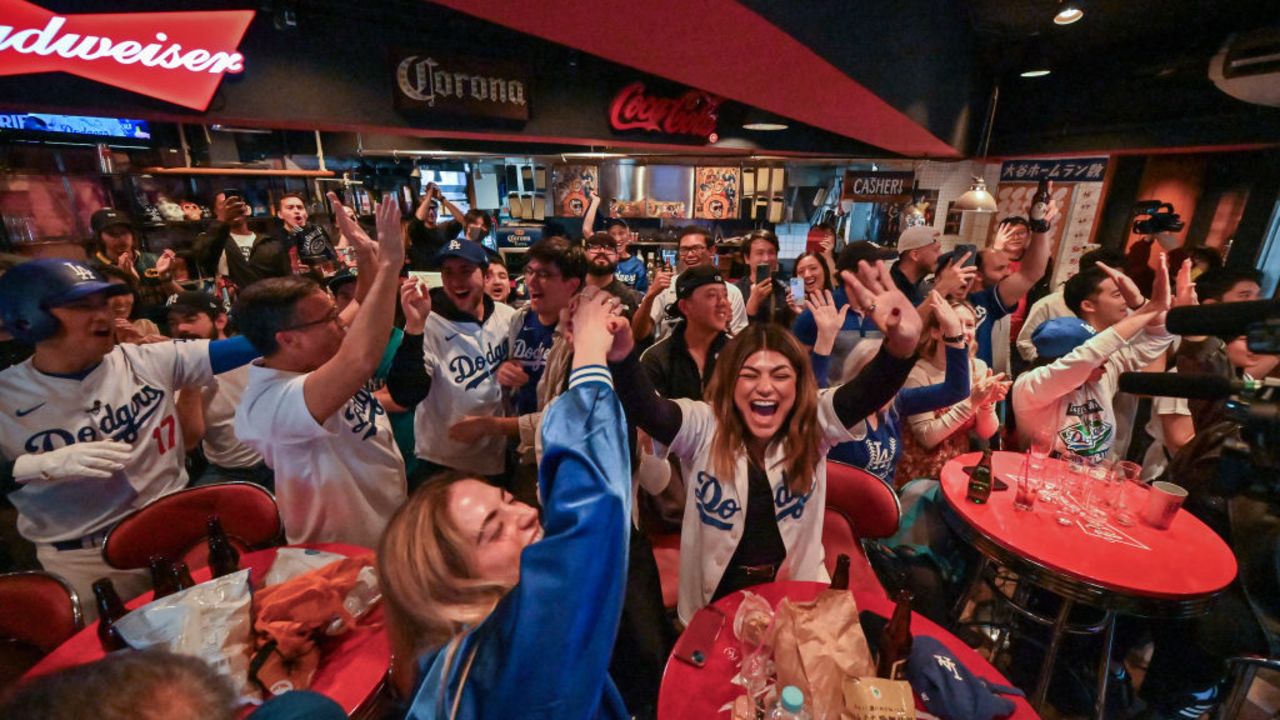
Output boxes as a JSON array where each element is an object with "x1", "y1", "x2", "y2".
[
  {"x1": 444, "y1": 333, "x2": 460, "y2": 342},
  {"x1": 16, "y1": 402, "x2": 46, "y2": 417}
]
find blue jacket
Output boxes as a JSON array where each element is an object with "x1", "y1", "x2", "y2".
[{"x1": 406, "y1": 367, "x2": 632, "y2": 720}]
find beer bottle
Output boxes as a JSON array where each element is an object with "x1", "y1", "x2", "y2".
[
  {"x1": 1029, "y1": 177, "x2": 1051, "y2": 233},
  {"x1": 829, "y1": 554, "x2": 851, "y2": 591},
  {"x1": 206, "y1": 515, "x2": 241, "y2": 578},
  {"x1": 148, "y1": 555, "x2": 179, "y2": 599},
  {"x1": 967, "y1": 441, "x2": 994, "y2": 504},
  {"x1": 173, "y1": 561, "x2": 196, "y2": 590},
  {"x1": 876, "y1": 589, "x2": 913, "y2": 679},
  {"x1": 92, "y1": 578, "x2": 128, "y2": 651}
]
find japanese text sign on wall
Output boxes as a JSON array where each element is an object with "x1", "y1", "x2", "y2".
[
  {"x1": 608, "y1": 81, "x2": 721, "y2": 141},
  {"x1": 0, "y1": 0, "x2": 253, "y2": 111},
  {"x1": 999, "y1": 158, "x2": 1109, "y2": 183},
  {"x1": 841, "y1": 171, "x2": 915, "y2": 202},
  {"x1": 394, "y1": 52, "x2": 529, "y2": 122}
]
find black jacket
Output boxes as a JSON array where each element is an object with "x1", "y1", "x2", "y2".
[
  {"x1": 194, "y1": 220, "x2": 291, "y2": 290},
  {"x1": 638, "y1": 321, "x2": 729, "y2": 401}
]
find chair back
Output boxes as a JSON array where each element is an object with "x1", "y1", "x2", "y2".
[
  {"x1": 0, "y1": 571, "x2": 83, "y2": 653},
  {"x1": 102, "y1": 482, "x2": 282, "y2": 571},
  {"x1": 825, "y1": 460, "x2": 901, "y2": 540}
]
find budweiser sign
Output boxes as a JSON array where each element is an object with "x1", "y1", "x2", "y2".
[
  {"x1": 608, "y1": 81, "x2": 721, "y2": 139},
  {"x1": 0, "y1": 0, "x2": 254, "y2": 111}
]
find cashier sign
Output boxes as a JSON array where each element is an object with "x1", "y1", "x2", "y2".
[{"x1": 0, "y1": 0, "x2": 254, "y2": 111}]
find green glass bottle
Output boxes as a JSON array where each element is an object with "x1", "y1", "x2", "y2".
[{"x1": 967, "y1": 442, "x2": 994, "y2": 504}]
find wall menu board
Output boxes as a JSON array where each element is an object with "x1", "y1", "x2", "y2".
[{"x1": 693, "y1": 166, "x2": 740, "y2": 219}]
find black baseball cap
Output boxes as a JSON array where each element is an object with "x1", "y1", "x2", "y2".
[
  {"x1": 166, "y1": 290, "x2": 224, "y2": 317},
  {"x1": 664, "y1": 265, "x2": 726, "y2": 320},
  {"x1": 327, "y1": 269, "x2": 358, "y2": 292},
  {"x1": 835, "y1": 241, "x2": 897, "y2": 273},
  {"x1": 602, "y1": 217, "x2": 629, "y2": 231},
  {"x1": 90, "y1": 208, "x2": 134, "y2": 235}
]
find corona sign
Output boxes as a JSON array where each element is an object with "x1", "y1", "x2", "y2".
[{"x1": 0, "y1": 0, "x2": 254, "y2": 111}]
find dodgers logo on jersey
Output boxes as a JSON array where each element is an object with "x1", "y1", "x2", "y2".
[
  {"x1": 694, "y1": 471, "x2": 740, "y2": 530},
  {"x1": 510, "y1": 336, "x2": 550, "y2": 374},
  {"x1": 774, "y1": 479, "x2": 811, "y2": 522},
  {"x1": 862, "y1": 437, "x2": 897, "y2": 480},
  {"x1": 448, "y1": 338, "x2": 510, "y2": 391},
  {"x1": 972, "y1": 304, "x2": 989, "y2": 327},
  {"x1": 23, "y1": 384, "x2": 166, "y2": 452},
  {"x1": 344, "y1": 387, "x2": 386, "y2": 441}
]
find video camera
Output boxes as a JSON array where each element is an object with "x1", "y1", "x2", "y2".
[{"x1": 1131, "y1": 200, "x2": 1185, "y2": 235}]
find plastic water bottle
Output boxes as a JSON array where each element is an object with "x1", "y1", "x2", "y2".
[{"x1": 769, "y1": 685, "x2": 811, "y2": 720}]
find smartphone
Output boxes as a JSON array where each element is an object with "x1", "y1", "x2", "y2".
[
  {"x1": 221, "y1": 188, "x2": 243, "y2": 201},
  {"x1": 673, "y1": 606, "x2": 725, "y2": 668},
  {"x1": 754, "y1": 265, "x2": 770, "y2": 284},
  {"x1": 661, "y1": 249, "x2": 678, "y2": 271},
  {"x1": 954, "y1": 243, "x2": 978, "y2": 268},
  {"x1": 790, "y1": 277, "x2": 805, "y2": 304}
]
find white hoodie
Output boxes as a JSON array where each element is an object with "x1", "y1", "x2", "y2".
[{"x1": 1013, "y1": 322, "x2": 1174, "y2": 460}]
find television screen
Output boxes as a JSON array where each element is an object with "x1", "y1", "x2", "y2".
[{"x1": 0, "y1": 113, "x2": 151, "y2": 140}]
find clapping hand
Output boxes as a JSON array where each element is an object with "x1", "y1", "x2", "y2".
[
  {"x1": 841, "y1": 260, "x2": 922, "y2": 358},
  {"x1": 154, "y1": 249, "x2": 177, "y2": 277},
  {"x1": 971, "y1": 368, "x2": 1011, "y2": 408},
  {"x1": 1173, "y1": 258, "x2": 1198, "y2": 308}
]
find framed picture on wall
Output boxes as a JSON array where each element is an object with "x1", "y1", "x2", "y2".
[{"x1": 693, "y1": 166, "x2": 741, "y2": 219}]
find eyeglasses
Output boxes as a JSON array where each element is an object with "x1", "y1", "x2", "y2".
[
  {"x1": 585, "y1": 243, "x2": 618, "y2": 253},
  {"x1": 523, "y1": 268, "x2": 562, "y2": 282},
  {"x1": 282, "y1": 307, "x2": 340, "y2": 332},
  {"x1": 678, "y1": 246, "x2": 708, "y2": 256}
]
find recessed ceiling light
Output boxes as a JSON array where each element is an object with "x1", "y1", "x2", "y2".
[
  {"x1": 1020, "y1": 68, "x2": 1052, "y2": 78},
  {"x1": 742, "y1": 122, "x2": 789, "y2": 131},
  {"x1": 1054, "y1": 4, "x2": 1083, "y2": 25}
]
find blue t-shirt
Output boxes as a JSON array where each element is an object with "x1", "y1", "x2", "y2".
[
  {"x1": 827, "y1": 344, "x2": 970, "y2": 487},
  {"x1": 967, "y1": 286, "x2": 1013, "y2": 368},
  {"x1": 510, "y1": 313, "x2": 558, "y2": 414},
  {"x1": 791, "y1": 287, "x2": 881, "y2": 386},
  {"x1": 615, "y1": 256, "x2": 648, "y2": 293}
]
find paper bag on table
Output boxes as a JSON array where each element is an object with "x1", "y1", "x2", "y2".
[{"x1": 773, "y1": 589, "x2": 875, "y2": 720}]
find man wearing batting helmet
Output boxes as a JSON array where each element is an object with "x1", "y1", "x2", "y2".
[{"x1": 0, "y1": 259, "x2": 258, "y2": 618}]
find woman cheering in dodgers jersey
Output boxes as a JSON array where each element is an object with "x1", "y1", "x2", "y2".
[{"x1": 608, "y1": 260, "x2": 922, "y2": 623}]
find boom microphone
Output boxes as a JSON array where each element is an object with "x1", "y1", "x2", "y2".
[
  {"x1": 1118, "y1": 372, "x2": 1279, "y2": 400},
  {"x1": 1165, "y1": 299, "x2": 1280, "y2": 338}
]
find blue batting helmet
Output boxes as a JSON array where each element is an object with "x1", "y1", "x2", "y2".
[{"x1": 0, "y1": 259, "x2": 128, "y2": 343}]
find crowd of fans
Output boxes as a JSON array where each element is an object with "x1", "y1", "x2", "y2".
[{"x1": 0, "y1": 183, "x2": 1274, "y2": 720}]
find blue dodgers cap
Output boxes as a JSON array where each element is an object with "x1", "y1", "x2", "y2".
[
  {"x1": 1031, "y1": 316, "x2": 1096, "y2": 359},
  {"x1": 434, "y1": 238, "x2": 489, "y2": 268},
  {"x1": 904, "y1": 635, "x2": 1021, "y2": 720}
]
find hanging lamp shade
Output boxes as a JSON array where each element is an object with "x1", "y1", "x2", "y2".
[{"x1": 952, "y1": 176, "x2": 998, "y2": 213}]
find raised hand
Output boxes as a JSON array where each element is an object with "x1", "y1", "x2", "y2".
[
  {"x1": 399, "y1": 278, "x2": 432, "y2": 333},
  {"x1": 329, "y1": 192, "x2": 374, "y2": 257},
  {"x1": 216, "y1": 194, "x2": 248, "y2": 224},
  {"x1": 1173, "y1": 258, "x2": 1198, "y2": 308},
  {"x1": 568, "y1": 289, "x2": 621, "y2": 364},
  {"x1": 932, "y1": 253, "x2": 977, "y2": 299},
  {"x1": 991, "y1": 223, "x2": 1017, "y2": 254},
  {"x1": 930, "y1": 290, "x2": 963, "y2": 340},
  {"x1": 805, "y1": 288, "x2": 848, "y2": 355},
  {"x1": 374, "y1": 196, "x2": 404, "y2": 269},
  {"x1": 841, "y1": 260, "x2": 922, "y2": 358},
  {"x1": 116, "y1": 252, "x2": 139, "y2": 281},
  {"x1": 155, "y1": 249, "x2": 177, "y2": 277},
  {"x1": 646, "y1": 269, "x2": 674, "y2": 299},
  {"x1": 1143, "y1": 252, "x2": 1172, "y2": 319},
  {"x1": 1095, "y1": 261, "x2": 1145, "y2": 309}
]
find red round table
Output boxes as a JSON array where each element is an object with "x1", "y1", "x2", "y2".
[
  {"x1": 657, "y1": 581, "x2": 1038, "y2": 720},
  {"x1": 22, "y1": 543, "x2": 389, "y2": 717},
  {"x1": 940, "y1": 452, "x2": 1237, "y2": 717}
]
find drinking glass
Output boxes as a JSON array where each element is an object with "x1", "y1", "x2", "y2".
[
  {"x1": 1083, "y1": 462, "x2": 1112, "y2": 524},
  {"x1": 1029, "y1": 430, "x2": 1054, "y2": 485},
  {"x1": 1014, "y1": 452, "x2": 1037, "y2": 511},
  {"x1": 1111, "y1": 460, "x2": 1142, "y2": 526}
]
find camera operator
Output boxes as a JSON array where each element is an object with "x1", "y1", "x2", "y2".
[{"x1": 1123, "y1": 201, "x2": 1184, "y2": 297}]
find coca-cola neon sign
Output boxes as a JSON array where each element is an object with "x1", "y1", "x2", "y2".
[
  {"x1": 608, "y1": 81, "x2": 721, "y2": 140},
  {"x1": 0, "y1": 0, "x2": 254, "y2": 111}
]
